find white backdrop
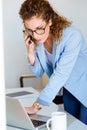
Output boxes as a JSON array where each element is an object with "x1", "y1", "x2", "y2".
[
  {"x1": 49, "y1": 0, "x2": 87, "y2": 39},
  {"x1": 0, "y1": 0, "x2": 6, "y2": 129}
]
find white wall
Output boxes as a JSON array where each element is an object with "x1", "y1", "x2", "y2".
[
  {"x1": 0, "y1": 0, "x2": 6, "y2": 129},
  {"x1": 49, "y1": 0, "x2": 87, "y2": 39},
  {"x1": 3, "y1": 0, "x2": 27, "y2": 88},
  {"x1": 3, "y1": 0, "x2": 87, "y2": 89},
  {"x1": 3, "y1": 0, "x2": 42, "y2": 89}
]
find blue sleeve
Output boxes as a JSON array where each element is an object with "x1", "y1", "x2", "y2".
[{"x1": 28, "y1": 52, "x2": 44, "y2": 77}]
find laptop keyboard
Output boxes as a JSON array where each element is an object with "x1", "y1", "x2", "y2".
[{"x1": 31, "y1": 119, "x2": 46, "y2": 127}]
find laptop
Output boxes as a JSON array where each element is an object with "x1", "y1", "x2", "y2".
[
  {"x1": 6, "y1": 96, "x2": 50, "y2": 130},
  {"x1": 6, "y1": 91, "x2": 34, "y2": 98}
]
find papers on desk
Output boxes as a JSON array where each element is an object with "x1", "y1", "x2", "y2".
[{"x1": 6, "y1": 91, "x2": 39, "y2": 99}]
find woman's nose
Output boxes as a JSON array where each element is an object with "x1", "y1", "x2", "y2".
[{"x1": 33, "y1": 33, "x2": 39, "y2": 40}]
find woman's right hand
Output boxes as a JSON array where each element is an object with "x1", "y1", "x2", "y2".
[
  {"x1": 24, "y1": 34, "x2": 35, "y2": 55},
  {"x1": 25, "y1": 105, "x2": 39, "y2": 114},
  {"x1": 25, "y1": 102, "x2": 42, "y2": 114},
  {"x1": 24, "y1": 34, "x2": 36, "y2": 65}
]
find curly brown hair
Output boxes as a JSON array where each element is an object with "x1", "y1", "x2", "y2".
[{"x1": 19, "y1": 0, "x2": 72, "y2": 41}]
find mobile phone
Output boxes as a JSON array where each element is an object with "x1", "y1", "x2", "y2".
[{"x1": 28, "y1": 35, "x2": 33, "y2": 44}]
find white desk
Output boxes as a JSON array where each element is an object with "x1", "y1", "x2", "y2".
[{"x1": 6, "y1": 87, "x2": 87, "y2": 130}]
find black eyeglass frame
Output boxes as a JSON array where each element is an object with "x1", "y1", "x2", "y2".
[{"x1": 23, "y1": 24, "x2": 47, "y2": 35}]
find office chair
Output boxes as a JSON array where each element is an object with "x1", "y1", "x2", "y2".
[{"x1": 20, "y1": 74, "x2": 36, "y2": 88}]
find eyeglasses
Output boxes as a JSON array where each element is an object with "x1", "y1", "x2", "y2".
[{"x1": 23, "y1": 24, "x2": 47, "y2": 36}]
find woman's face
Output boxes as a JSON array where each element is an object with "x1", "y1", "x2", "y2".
[{"x1": 24, "y1": 16, "x2": 52, "y2": 44}]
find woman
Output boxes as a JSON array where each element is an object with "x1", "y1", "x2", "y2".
[{"x1": 19, "y1": 0, "x2": 87, "y2": 124}]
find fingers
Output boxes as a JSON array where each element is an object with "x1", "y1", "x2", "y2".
[
  {"x1": 25, "y1": 106, "x2": 38, "y2": 114},
  {"x1": 23, "y1": 33, "x2": 35, "y2": 56},
  {"x1": 24, "y1": 34, "x2": 32, "y2": 46}
]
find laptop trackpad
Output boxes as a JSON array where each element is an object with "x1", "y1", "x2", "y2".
[{"x1": 29, "y1": 114, "x2": 50, "y2": 127}]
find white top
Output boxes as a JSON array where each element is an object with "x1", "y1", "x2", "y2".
[{"x1": 45, "y1": 49, "x2": 54, "y2": 66}]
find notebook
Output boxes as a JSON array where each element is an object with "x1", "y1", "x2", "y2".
[{"x1": 6, "y1": 96, "x2": 50, "y2": 130}]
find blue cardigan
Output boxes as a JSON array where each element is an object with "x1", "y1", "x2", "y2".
[{"x1": 28, "y1": 26, "x2": 87, "y2": 107}]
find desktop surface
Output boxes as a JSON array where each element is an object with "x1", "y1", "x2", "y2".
[{"x1": 6, "y1": 87, "x2": 87, "y2": 130}]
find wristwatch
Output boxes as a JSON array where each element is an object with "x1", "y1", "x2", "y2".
[{"x1": 33, "y1": 102, "x2": 42, "y2": 110}]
